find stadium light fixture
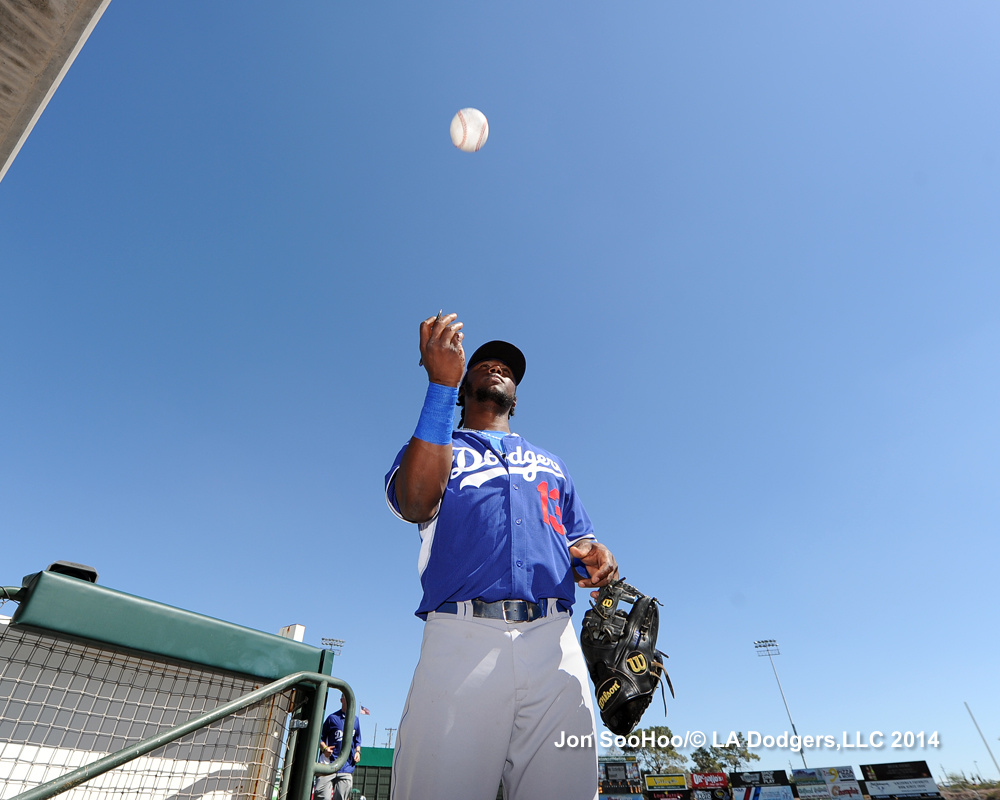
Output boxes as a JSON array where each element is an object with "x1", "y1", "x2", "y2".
[
  {"x1": 755, "y1": 639, "x2": 808, "y2": 768},
  {"x1": 321, "y1": 638, "x2": 345, "y2": 658}
]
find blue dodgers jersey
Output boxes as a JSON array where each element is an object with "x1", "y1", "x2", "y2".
[
  {"x1": 321, "y1": 709, "x2": 362, "y2": 774},
  {"x1": 385, "y1": 430, "x2": 596, "y2": 618}
]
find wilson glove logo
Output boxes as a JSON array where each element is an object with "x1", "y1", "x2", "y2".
[
  {"x1": 626, "y1": 653, "x2": 648, "y2": 674},
  {"x1": 597, "y1": 679, "x2": 621, "y2": 710}
]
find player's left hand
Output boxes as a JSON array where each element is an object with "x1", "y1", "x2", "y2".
[{"x1": 569, "y1": 540, "x2": 619, "y2": 598}]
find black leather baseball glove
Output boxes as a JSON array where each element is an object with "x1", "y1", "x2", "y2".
[{"x1": 580, "y1": 579, "x2": 673, "y2": 735}]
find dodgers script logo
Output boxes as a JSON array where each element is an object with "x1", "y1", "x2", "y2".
[{"x1": 452, "y1": 444, "x2": 565, "y2": 489}]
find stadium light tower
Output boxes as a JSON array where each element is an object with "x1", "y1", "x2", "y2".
[
  {"x1": 322, "y1": 638, "x2": 345, "y2": 662},
  {"x1": 755, "y1": 639, "x2": 808, "y2": 768}
]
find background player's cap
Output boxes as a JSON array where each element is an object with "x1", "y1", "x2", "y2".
[{"x1": 467, "y1": 340, "x2": 526, "y2": 385}]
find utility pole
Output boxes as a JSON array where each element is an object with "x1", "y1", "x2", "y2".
[
  {"x1": 755, "y1": 639, "x2": 807, "y2": 769},
  {"x1": 384, "y1": 727, "x2": 397, "y2": 748},
  {"x1": 965, "y1": 702, "x2": 1000, "y2": 779}
]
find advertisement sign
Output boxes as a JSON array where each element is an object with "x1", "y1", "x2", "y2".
[
  {"x1": 796, "y1": 787, "x2": 831, "y2": 800},
  {"x1": 793, "y1": 767, "x2": 863, "y2": 800},
  {"x1": 793, "y1": 770, "x2": 830, "y2": 800},
  {"x1": 731, "y1": 771, "x2": 791, "y2": 787},
  {"x1": 692, "y1": 773, "x2": 729, "y2": 789},
  {"x1": 793, "y1": 769, "x2": 826, "y2": 786},
  {"x1": 731, "y1": 787, "x2": 795, "y2": 800},
  {"x1": 860, "y1": 761, "x2": 941, "y2": 800},
  {"x1": 647, "y1": 775, "x2": 690, "y2": 790},
  {"x1": 694, "y1": 789, "x2": 732, "y2": 800},
  {"x1": 864, "y1": 778, "x2": 941, "y2": 799},
  {"x1": 861, "y1": 763, "x2": 933, "y2": 782},
  {"x1": 713, "y1": 771, "x2": 795, "y2": 800}
]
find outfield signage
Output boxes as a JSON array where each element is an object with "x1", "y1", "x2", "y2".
[
  {"x1": 793, "y1": 767, "x2": 863, "y2": 800},
  {"x1": 861, "y1": 763, "x2": 933, "y2": 782},
  {"x1": 647, "y1": 774, "x2": 689, "y2": 789},
  {"x1": 864, "y1": 778, "x2": 941, "y2": 798},
  {"x1": 731, "y1": 787, "x2": 795, "y2": 800},
  {"x1": 730, "y1": 771, "x2": 790, "y2": 787},
  {"x1": 692, "y1": 773, "x2": 728, "y2": 789},
  {"x1": 860, "y1": 761, "x2": 942, "y2": 800}
]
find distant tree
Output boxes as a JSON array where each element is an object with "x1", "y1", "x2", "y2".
[
  {"x1": 690, "y1": 746, "x2": 724, "y2": 772},
  {"x1": 689, "y1": 732, "x2": 759, "y2": 774},
  {"x1": 938, "y1": 772, "x2": 1000, "y2": 800},
  {"x1": 715, "y1": 732, "x2": 760, "y2": 773},
  {"x1": 604, "y1": 742, "x2": 625, "y2": 758},
  {"x1": 621, "y1": 725, "x2": 687, "y2": 774}
]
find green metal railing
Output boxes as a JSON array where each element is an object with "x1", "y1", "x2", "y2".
[
  {"x1": 0, "y1": 585, "x2": 23, "y2": 603},
  {"x1": 8, "y1": 668, "x2": 355, "y2": 800}
]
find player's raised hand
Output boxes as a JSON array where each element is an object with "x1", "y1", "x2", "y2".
[
  {"x1": 419, "y1": 311, "x2": 465, "y2": 387},
  {"x1": 569, "y1": 540, "x2": 620, "y2": 597}
]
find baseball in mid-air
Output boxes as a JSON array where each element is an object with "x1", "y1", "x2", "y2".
[{"x1": 450, "y1": 108, "x2": 489, "y2": 152}]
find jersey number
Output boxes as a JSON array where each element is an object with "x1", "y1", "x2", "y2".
[{"x1": 536, "y1": 481, "x2": 565, "y2": 535}]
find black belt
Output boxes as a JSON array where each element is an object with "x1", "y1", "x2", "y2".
[{"x1": 436, "y1": 598, "x2": 545, "y2": 623}]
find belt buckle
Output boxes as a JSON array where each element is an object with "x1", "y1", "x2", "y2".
[{"x1": 501, "y1": 600, "x2": 529, "y2": 625}]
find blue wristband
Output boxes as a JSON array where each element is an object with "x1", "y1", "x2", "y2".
[{"x1": 413, "y1": 382, "x2": 459, "y2": 445}]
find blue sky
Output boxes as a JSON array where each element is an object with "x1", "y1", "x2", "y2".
[{"x1": 2, "y1": 1, "x2": 999, "y2": 782}]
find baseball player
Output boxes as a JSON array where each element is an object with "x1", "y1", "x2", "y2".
[
  {"x1": 384, "y1": 312, "x2": 619, "y2": 800},
  {"x1": 316, "y1": 691, "x2": 362, "y2": 800}
]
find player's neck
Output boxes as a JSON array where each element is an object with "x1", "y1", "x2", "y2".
[{"x1": 463, "y1": 406, "x2": 511, "y2": 433}]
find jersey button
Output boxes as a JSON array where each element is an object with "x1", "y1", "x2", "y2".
[
  {"x1": 516, "y1": 560, "x2": 523, "y2": 567},
  {"x1": 515, "y1": 518, "x2": 522, "y2": 525}
]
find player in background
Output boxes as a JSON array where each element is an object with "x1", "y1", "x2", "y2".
[
  {"x1": 316, "y1": 691, "x2": 362, "y2": 800},
  {"x1": 384, "y1": 311, "x2": 619, "y2": 800}
]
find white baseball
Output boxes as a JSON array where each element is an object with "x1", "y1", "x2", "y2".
[{"x1": 450, "y1": 108, "x2": 489, "y2": 153}]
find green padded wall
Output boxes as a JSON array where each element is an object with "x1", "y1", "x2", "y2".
[{"x1": 11, "y1": 570, "x2": 333, "y2": 680}]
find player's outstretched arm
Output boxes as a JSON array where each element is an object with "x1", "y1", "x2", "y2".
[
  {"x1": 569, "y1": 540, "x2": 620, "y2": 598},
  {"x1": 394, "y1": 312, "x2": 465, "y2": 523}
]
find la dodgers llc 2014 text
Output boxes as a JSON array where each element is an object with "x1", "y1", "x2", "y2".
[{"x1": 552, "y1": 730, "x2": 941, "y2": 752}]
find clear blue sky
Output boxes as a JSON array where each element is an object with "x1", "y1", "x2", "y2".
[{"x1": 2, "y1": 1, "x2": 999, "y2": 782}]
